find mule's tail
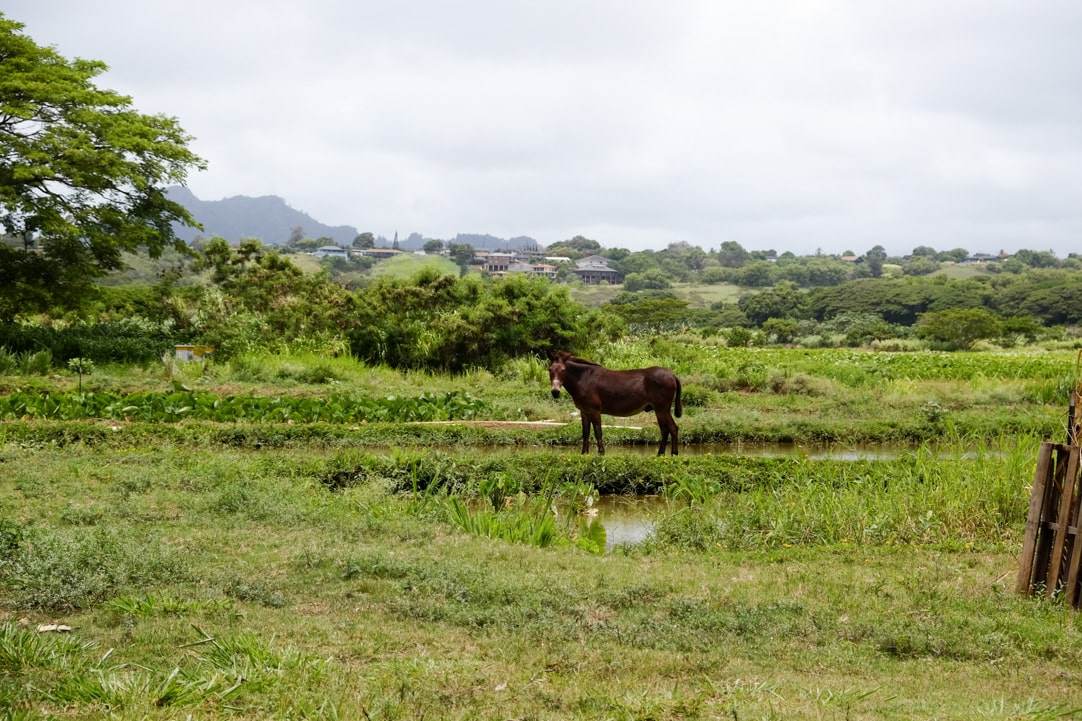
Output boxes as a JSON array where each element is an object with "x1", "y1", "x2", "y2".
[{"x1": 674, "y1": 376, "x2": 683, "y2": 418}]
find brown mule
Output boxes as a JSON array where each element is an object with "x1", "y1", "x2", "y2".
[{"x1": 548, "y1": 351, "x2": 682, "y2": 456}]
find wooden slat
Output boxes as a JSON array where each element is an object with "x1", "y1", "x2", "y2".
[
  {"x1": 1045, "y1": 447, "x2": 1079, "y2": 596},
  {"x1": 1061, "y1": 447, "x2": 1082, "y2": 606},
  {"x1": 1018, "y1": 442, "x2": 1055, "y2": 594},
  {"x1": 1033, "y1": 446, "x2": 1067, "y2": 595}
]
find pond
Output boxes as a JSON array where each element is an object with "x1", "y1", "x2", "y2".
[
  {"x1": 618, "y1": 441, "x2": 903, "y2": 460},
  {"x1": 584, "y1": 494, "x2": 666, "y2": 550},
  {"x1": 561, "y1": 441, "x2": 1002, "y2": 551},
  {"x1": 384, "y1": 440, "x2": 1002, "y2": 552}
]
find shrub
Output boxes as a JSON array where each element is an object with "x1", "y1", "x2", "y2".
[
  {"x1": 0, "y1": 525, "x2": 187, "y2": 611},
  {"x1": 915, "y1": 308, "x2": 1003, "y2": 350},
  {"x1": 726, "y1": 327, "x2": 754, "y2": 348}
]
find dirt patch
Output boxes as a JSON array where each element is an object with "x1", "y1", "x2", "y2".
[
  {"x1": 410, "y1": 420, "x2": 645, "y2": 430},
  {"x1": 410, "y1": 420, "x2": 568, "y2": 430}
]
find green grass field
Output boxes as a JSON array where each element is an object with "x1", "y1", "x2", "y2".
[
  {"x1": 2, "y1": 341, "x2": 1081, "y2": 719},
  {"x1": 367, "y1": 253, "x2": 461, "y2": 280},
  {"x1": 569, "y1": 281, "x2": 747, "y2": 308}
]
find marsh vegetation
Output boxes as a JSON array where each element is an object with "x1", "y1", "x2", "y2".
[{"x1": 2, "y1": 340, "x2": 1081, "y2": 719}]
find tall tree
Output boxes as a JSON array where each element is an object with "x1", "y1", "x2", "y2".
[
  {"x1": 864, "y1": 245, "x2": 888, "y2": 278},
  {"x1": 0, "y1": 16, "x2": 205, "y2": 318},
  {"x1": 447, "y1": 242, "x2": 475, "y2": 276},
  {"x1": 716, "y1": 241, "x2": 750, "y2": 268}
]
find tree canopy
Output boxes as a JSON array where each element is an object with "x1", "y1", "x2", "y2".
[{"x1": 0, "y1": 15, "x2": 205, "y2": 319}]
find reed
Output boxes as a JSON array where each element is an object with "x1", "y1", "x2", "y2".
[{"x1": 649, "y1": 437, "x2": 1038, "y2": 552}]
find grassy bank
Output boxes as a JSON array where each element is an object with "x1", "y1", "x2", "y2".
[
  {"x1": 1, "y1": 438, "x2": 1080, "y2": 719},
  {"x1": 0, "y1": 344, "x2": 1075, "y2": 447}
]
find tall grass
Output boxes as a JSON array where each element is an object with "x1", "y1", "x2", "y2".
[
  {"x1": 649, "y1": 437, "x2": 1038, "y2": 552},
  {"x1": 0, "y1": 347, "x2": 53, "y2": 375},
  {"x1": 445, "y1": 496, "x2": 559, "y2": 547},
  {"x1": 0, "y1": 524, "x2": 188, "y2": 612}
]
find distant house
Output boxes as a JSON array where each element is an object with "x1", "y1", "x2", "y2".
[
  {"x1": 313, "y1": 245, "x2": 349, "y2": 259},
  {"x1": 360, "y1": 248, "x2": 404, "y2": 260},
  {"x1": 962, "y1": 253, "x2": 1003, "y2": 264},
  {"x1": 483, "y1": 252, "x2": 516, "y2": 274},
  {"x1": 491, "y1": 262, "x2": 558, "y2": 280},
  {"x1": 573, "y1": 255, "x2": 623, "y2": 285},
  {"x1": 528, "y1": 263, "x2": 558, "y2": 280}
]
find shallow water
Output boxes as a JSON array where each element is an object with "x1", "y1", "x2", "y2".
[
  {"x1": 394, "y1": 441, "x2": 1002, "y2": 551},
  {"x1": 573, "y1": 442, "x2": 1004, "y2": 550},
  {"x1": 585, "y1": 494, "x2": 666, "y2": 550},
  {"x1": 618, "y1": 441, "x2": 899, "y2": 460}
]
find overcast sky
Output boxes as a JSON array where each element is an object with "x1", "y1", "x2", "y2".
[{"x1": 7, "y1": 1, "x2": 1081, "y2": 256}]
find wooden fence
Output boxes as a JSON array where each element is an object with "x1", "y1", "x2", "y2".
[{"x1": 1017, "y1": 440, "x2": 1082, "y2": 606}]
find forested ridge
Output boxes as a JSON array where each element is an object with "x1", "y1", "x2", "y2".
[{"x1": 1, "y1": 232, "x2": 1080, "y2": 376}]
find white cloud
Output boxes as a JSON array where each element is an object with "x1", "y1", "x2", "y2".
[{"x1": 6, "y1": 0, "x2": 1081, "y2": 256}]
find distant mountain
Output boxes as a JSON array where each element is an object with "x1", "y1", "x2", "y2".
[
  {"x1": 165, "y1": 187, "x2": 543, "y2": 251},
  {"x1": 451, "y1": 233, "x2": 543, "y2": 252},
  {"x1": 165, "y1": 187, "x2": 360, "y2": 246}
]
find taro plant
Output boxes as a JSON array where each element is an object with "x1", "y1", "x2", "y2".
[
  {"x1": 575, "y1": 516, "x2": 607, "y2": 555},
  {"x1": 663, "y1": 468, "x2": 722, "y2": 507},
  {"x1": 0, "y1": 389, "x2": 492, "y2": 424},
  {"x1": 479, "y1": 471, "x2": 518, "y2": 511}
]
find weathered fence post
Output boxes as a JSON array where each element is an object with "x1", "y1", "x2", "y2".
[{"x1": 1017, "y1": 388, "x2": 1082, "y2": 606}]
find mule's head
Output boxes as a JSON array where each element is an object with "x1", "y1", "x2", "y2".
[{"x1": 548, "y1": 352, "x2": 570, "y2": 399}]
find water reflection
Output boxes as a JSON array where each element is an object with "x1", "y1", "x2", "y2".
[
  {"x1": 620, "y1": 442, "x2": 904, "y2": 460},
  {"x1": 383, "y1": 439, "x2": 986, "y2": 460},
  {"x1": 586, "y1": 495, "x2": 666, "y2": 550}
]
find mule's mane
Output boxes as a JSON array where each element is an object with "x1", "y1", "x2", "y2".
[{"x1": 567, "y1": 356, "x2": 600, "y2": 367}]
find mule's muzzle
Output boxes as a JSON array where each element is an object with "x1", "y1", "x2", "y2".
[{"x1": 551, "y1": 389, "x2": 561, "y2": 399}]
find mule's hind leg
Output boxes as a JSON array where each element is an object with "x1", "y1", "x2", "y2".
[
  {"x1": 656, "y1": 410, "x2": 678, "y2": 456},
  {"x1": 655, "y1": 410, "x2": 669, "y2": 456},
  {"x1": 591, "y1": 414, "x2": 605, "y2": 455},
  {"x1": 580, "y1": 416, "x2": 591, "y2": 454}
]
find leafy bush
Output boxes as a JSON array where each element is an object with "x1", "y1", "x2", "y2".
[
  {"x1": 347, "y1": 270, "x2": 611, "y2": 372},
  {"x1": 726, "y1": 327, "x2": 754, "y2": 348},
  {"x1": 0, "y1": 318, "x2": 180, "y2": 366},
  {"x1": 916, "y1": 308, "x2": 1004, "y2": 350}
]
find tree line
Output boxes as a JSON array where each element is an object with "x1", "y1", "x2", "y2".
[{"x1": 1, "y1": 14, "x2": 1080, "y2": 370}]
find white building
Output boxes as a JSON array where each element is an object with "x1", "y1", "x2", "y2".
[{"x1": 312, "y1": 246, "x2": 350, "y2": 259}]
